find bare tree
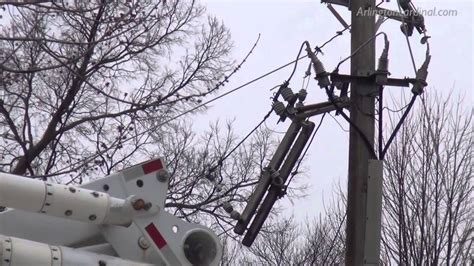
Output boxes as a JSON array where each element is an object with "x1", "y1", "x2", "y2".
[
  {"x1": 219, "y1": 235, "x2": 243, "y2": 266},
  {"x1": 381, "y1": 93, "x2": 473, "y2": 265},
  {"x1": 245, "y1": 217, "x2": 305, "y2": 265},
  {"x1": 0, "y1": 0, "x2": 233, "y2": 179},
  {"x1": 300, "y1": 194, "x2": 346, "y2": 265},
  {"x1": 223, "y1": 190, "x2": 346, "y2": 266},
  {"x1": 156, "y1": 122, "x2": 286, "y2": 231},
  {"x1": 0, "y1": 0, "x2": 298, "y2": 232}
]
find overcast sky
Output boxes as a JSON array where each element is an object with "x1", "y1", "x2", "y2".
[{"x1": 195, "y1": 0, "x2": 473, "y2": 221}]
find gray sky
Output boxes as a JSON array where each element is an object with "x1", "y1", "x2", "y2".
[{"x1": 195, "y1": 0, "x2": 473, "y2": 221}]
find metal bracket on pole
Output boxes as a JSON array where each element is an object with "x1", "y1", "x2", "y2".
[
  {"x1": 330, "y1": 73, "x2": 417, "y2": 88},
  {"x1": 363, "y1": 159, "x2": 384, "y2": 265},
  {"x1": 327, "y1": 4, "x2": 350, "y2": 30},
  {"x1": 321, "y1": 0, "x2": 350, "y2": 9},
  {"x1": 294, "y1": 97, "x2": 350, "y2": 119}
]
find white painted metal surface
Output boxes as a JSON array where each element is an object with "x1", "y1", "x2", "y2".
[
  {"x1": 0, "y1": 172, "x2": 131, "y2": 225},
  {"x1": 0, "y1": 235, "x2": 153, "y2": 266},
  {"x1": 0, "y1": 158, "x2": 223, "y2": 265}
]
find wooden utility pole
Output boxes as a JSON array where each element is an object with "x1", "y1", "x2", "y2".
[{"x1": 346, "y1": 0, "x2": 377, "y2": 264}]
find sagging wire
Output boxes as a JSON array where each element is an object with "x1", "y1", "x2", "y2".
[
  {"x1": 397, "y1": 0, "x2": 419, "y2": 74},
  {"x1": 58, "y1": 34, "x2": 263, "y2": 182},
  {"x1": 61, "y1": 26, "x2": 351, "y2": 184},
  {"x1": 324, "y1": 84, "x2": 378, "y2": 159},
  {"x1": 204, "y1": 86, "x2": 285, "y2": 219},
  {"x1": 329, "y1": 112, "x2": 349, "y2": 133},
  {"x1": 203, "y1": 107, "x2": 274, "y2": 201},
  {"x1": 205, "y1": 72, "x2": 303, "y2": 185},
  {"x1": 334, "y1": 32, "x2": 389, "y2": 73},
  {"x1": 287, "y1": 42, "x2": 309, "y2": 82},
  {"x1": 209, "y1": 34, "x2": 351, "y2": 215},
  {"x1": 263, "y1": 120, "x2": 286, "y2": 135},
  {"x1": 383, "y1": 104, "x2": 410, "y2": 113},
  {"x1": 207, "y1": 108, "x2": 274, "y2": 174}
]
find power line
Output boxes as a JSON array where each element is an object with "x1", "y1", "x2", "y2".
[
  {"x1": 263, "y1": 120, "x2": 286, "y2": 135},
  {"x1": 396, "y1": 1, "x2": 418, "y2": 74},
  {"x1": 329, "y1": 112, "x2": 349, "y2": 133},
  {"x1": 383, "y1": 104, "x2": 410, "y2": 113},
  {"x1": 324, "y1": 85, "x2": 378, "y2": 159},
  {"x1": 57, "y1": 30, "x2": 348, "y2": 182},
  {"x1": 334, "y1": 32, "x2": 388, "y2": 72},
  {"x1": 380, "y1": 94, "x2": 417, "y2": 159},
  {"x1": 61, "y1": 57, "x2": 306, "y2": 183},
  {"x1": 213, "y1": 26, "x2": 351, "y2": 186},
  {"x1": 214, "y1": 109, "x2": 273, "y2": 168},
  {"x1": 380, "y1": 0, "x2": 432, "y2": 160},
  {"x1": 287, "y1": 42, "x2": 308, "y2": 82}
]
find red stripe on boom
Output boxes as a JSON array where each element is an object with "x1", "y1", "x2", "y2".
[
  {"x1": 145, "y1": 223, "x2": 167, "y2": 249},
  {"x1": 142, "y1": 159, "x2": 163, "y2": 174}
]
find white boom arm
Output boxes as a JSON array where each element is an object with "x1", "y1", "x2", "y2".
[
  {"x1": 0, "y1": 172, "x2": 133, "y2": 226},
  {"x1": 0, "y1": 235, "x2": 153, "y2": 266},
  {"x1": 0, "y1": 159, "x2": 222, "y2": 266}
]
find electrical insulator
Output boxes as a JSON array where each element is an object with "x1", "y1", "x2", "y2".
[
  {"x1": 205, "y1": 172, "x2": 217, "y2": 182},
  {"x1": 412, "y1": 53, "x2": 431, "y2": 95},
  {"x1": 377, "y1": 56, "x2": 389, "y2": 74},
  {"x1": 222, "y1": 202, "x2": 233, "y2": 214},
  {"x1": 298, "y1": 89, "x2": 307, "y2": 102},
  {"x1": 230, "y1": 210, "x2": 241, "y2": 221},
  {"x1": 377, "y1": 36, "x2": 390, "y2": 73},
  {"x1": 305, "y1": 45, "x2": 330, "y2": 88},
  {"x1": 376, "y1": 36, "x2": 390, "y2": 85},
  {"x1": 215, "y1": 184, "x2": 225, "y2": 193},
  {"x1": 222, "y1": 202, "x2": 240, "y2": 220},
  {"x1": 272, "y1": 101, "x2": 286, "y2": 116},
  {"x1": 280, "y1": 86, "x2": 295, "y2": 102}
]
